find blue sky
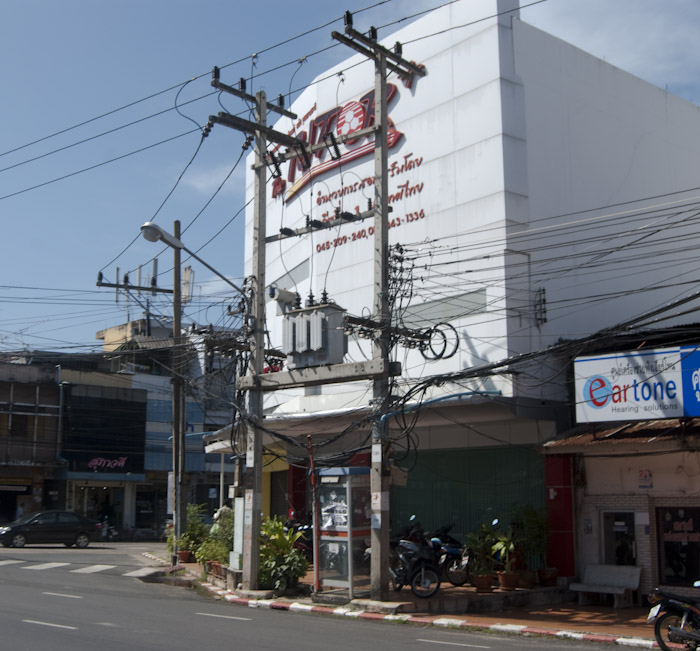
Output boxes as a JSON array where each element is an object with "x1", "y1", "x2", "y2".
[{"x1": 1, "y1": 0, "x2": 699, "y2": 353}]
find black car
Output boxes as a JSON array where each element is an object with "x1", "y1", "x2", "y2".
[{"x1": 0, "y1": 510, "x2": 100, "y2": 548}]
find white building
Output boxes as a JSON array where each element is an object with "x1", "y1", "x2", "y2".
[{"x1": 234, "y1": 0, "x2": 700, "y2": 586}]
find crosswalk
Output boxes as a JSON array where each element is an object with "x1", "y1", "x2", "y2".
[{"x1": 0, "y1": 558, "x2": 162, "y2": 577}]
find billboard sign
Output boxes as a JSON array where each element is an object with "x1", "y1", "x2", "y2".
[{"x1": 574, "y1": 345, "x2": 700, "y2": 423}]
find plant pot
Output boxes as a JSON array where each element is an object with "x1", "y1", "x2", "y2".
[
  {"x1": 538, "y1": 567, "x2": 558, "y2": 586},
  {"x1": 472, "y1": 573, "x2": 494, "y2": 593},
  {"x1": 177, "y1": 550, "x2": 193, "y2": 563},
  {"x1": 518, "y1": 569, "x2": 537, "y2": 589},
  {"x1": 497, "y1": 571, "x2": 519, "y2": 591}
]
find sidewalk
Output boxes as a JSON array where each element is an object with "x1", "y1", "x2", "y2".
[{"x1": 143, "y1": 551, "x2": 656, "y2": 648}]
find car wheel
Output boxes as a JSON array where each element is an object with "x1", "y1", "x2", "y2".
[
  {"x1": 11, "y1": 533, "x2": 26, "y2": 548},
  {"x1": 74, "y1": 533, "x2": 90, "y2": 549}
]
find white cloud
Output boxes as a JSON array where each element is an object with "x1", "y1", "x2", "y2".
[{"x1": 182, "y1": 162, "x2": 246, "y2": 197}]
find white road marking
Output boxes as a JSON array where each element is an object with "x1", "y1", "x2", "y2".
[
  {"x1": 417, "y1": 640, "x2": 490, "y2": 649},
  {"x1": 122, "y1": 567, "x2": 161, "y2": 577},
  {"x1": 23, "y1": 619, "x2": 78, "y2": 630},
  {"x1": 43, "y1": 592, "x2": 83, "y2": 599},
  {"x1": 0, "y1": 559, "x2": 23, "y2": 566},
  {"x1": 71, "y1": 564, "x2": 116, "y2": 573},
  {"x1": 195, "y1": 612, "x2": 252, "y2": 621},
  {"x1": 22, "y1": 562, "x2": 70, "y2": 570}
]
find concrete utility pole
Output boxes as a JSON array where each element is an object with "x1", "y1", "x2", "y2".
[
  {"x1": 242, "y1": 89, "x2": 267, "y2": 590},
  {"x1": 332, "y1": 15, "x2": 426, "y2": 601},
  {"x1": 209, "y1": 69, "x2": 298, "y2": 590},
  {"x1": 172, "y1": 220, "x2": 184, "y2": 566}
]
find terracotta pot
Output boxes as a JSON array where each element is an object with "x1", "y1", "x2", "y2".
[
  {"x1": 472, "y1": 573, "x2": 494, "y2": 593},
  {"x1": 497, "y1": 571, "x2": 519, "y2": 591},
  {"x1": 177, "y1": 550, "x2": 193, "y2": 563},
  {"x1": 538, "y1": 567, "x2": 558, "y2": 586}
]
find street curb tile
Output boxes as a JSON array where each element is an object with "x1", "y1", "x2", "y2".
[
  {"x1": 490, "y1": 624, "x2": 527, "y2": 633},
  {"x1": 288, "y1": 603, "x2": 313, "y2": 613},
  {"x1": 615, "y1": 639, "x2": 656, "y2": 648},
  {"x1": 557, "y1": 631, "x2": 585, "y2": 640},
  {"x1": 358, "y1": 612, "x2": 387, "y2": 621},
  {"x1": 433, "y1": 618, "x2": 467, "y2": 628}
]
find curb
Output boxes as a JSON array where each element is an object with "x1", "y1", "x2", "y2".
[
  {"x1": 141, "y1": 553, "x2": 655, "y2": 648},
  {"x1": 198, "y1": 580, "x2": 657, "y2": 648}
]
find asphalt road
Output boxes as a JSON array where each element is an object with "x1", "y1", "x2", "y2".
[{"x1": 0, "y1": 543, "x2": 614, "y2": 651}]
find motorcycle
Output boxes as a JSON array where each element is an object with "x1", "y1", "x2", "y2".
[
  {"x1": 97, "y1": 518, "x2": 119, "y2": 542},
  {"x1": 284, "y1": 513, "x2": 313, "y2": 561},
  {"x1": 648, "y1": 582, "x2": 700, "y2": 651},
  {"x1": 389, "y1": 516, "x2": 441, "y2": 598},
  {"x1": 431, "y1": 524, "x2": 471, "y2": 587}
]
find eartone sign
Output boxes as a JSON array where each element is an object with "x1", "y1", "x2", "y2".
[{"x1": 574, "y1": 346, "x2": 700, "y2": 423}]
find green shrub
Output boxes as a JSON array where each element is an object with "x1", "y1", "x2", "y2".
[
  {"x1": 195, "y1": 538, "x2": 230, "y2": 565},
  {"x1": 258, "y1": 515, "x2": 309, "y2": 592}
]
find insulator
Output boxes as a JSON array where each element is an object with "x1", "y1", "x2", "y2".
[{"x1": 344, "y1": 11, "x2": 353, "y2": 27}]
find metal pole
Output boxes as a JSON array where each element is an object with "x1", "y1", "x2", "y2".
[
  {"x1": 172, "y1": 220, "x2": 183, "y2": 565},
  {"x1": 370, "y1": 50, "x2": 390, "y2": 601},
  {"x1": 242, "y1": 90, "x2": 267, "y2": 590}
]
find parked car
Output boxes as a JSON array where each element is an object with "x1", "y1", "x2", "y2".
[{"x1": 0, "y1": 510, "x2": 100, "y2": 548}]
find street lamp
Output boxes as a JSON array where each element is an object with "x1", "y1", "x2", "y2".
[
  {"x1": 141, "y1": 220, "x2": 185, "y2": 565},
  {"x1": 141, "y1": 222, "x2": 245, "y2": 296},
  {"x1": 140, "y1": 221, "x2": 247, "y2": 566}
]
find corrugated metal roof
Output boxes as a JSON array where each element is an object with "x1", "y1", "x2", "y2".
[{"x1": 543, "y1": 418, "x2": 700, "y2": 452}]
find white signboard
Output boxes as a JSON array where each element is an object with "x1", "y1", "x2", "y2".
[{"x1": 574, "y1": 345, "x2": 700, "y2": 423}]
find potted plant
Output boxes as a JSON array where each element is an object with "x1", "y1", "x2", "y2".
[
  {"x1": 167, "y1": 504, "x2": 210, "y2": 564},
  {"x1": 517, "y1": 504, "x2": 557, "y2": 586},
  {"x1": 466, "y1": 522, "x2": 498, "y2": 593},
  {"x1": 258, "y1": 515, "x2": 309, "y2": 594},
  {"x1": 492, "y1": 525, "x2": 520, "y2": 591}
]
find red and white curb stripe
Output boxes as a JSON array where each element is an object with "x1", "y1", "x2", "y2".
[{"x1": 197, "y1": 581, "x2": 656, "y2": 648}]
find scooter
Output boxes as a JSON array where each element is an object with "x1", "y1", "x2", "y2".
[
  {"x1": 389, "y1": 516, "x2": 441, "y2": 598},
  {"x1": 431, "y1": 524, "x2": 470, "y2": 586},
  {"x1": 648, "y1": 582, "x2": 700, "y2": 651},
  {"x1": 97, "y1": 518, "x2": 119, "y2": 542}
]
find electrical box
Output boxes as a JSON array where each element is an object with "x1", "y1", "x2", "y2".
[{"x1": 281, "y1": 302, "x2": 347, "y2": 369}]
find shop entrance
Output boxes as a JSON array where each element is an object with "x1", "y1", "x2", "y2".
[
  {"x1": 70, "y1": 483, "x2": 124, "y2": 527},
  {"x1": 602, "y1": 511, "x2": 636, "y2": 565}
]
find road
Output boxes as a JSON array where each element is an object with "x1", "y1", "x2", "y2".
[{"x1": 0, "y1": 543, "x2": 616, "y2": 650}]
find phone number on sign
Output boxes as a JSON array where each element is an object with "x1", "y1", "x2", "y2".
[{"x1": 315, "y1": 210, "x2": 425, "y2": 252}]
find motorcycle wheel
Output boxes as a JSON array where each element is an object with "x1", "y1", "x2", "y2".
[
  {"x1": 445, "y1": 558, "x2": 470, "y2": 587},
  {"x1": 654, "y1": 612, "x2": 699, "y2": 651},
  {"x1": 391, "y1": 574, "x2": 404, "y2": 592},
  {"x1": 410, "y1": 564, "x2": 440, "y2": 598}
]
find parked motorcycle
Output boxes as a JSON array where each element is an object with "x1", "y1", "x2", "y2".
[
  {"x1": 389, "y1": 516, "x2": 441, "y2": 598},
  {"x1": 431, "y1": 524, "x2": 471, "y2": 587},
  {"x1": 648, "y1": 583, "x2": 700, "y2": 651},
  {"x1": 284, "y1": 513, "x2": 313, "y2": 561}
]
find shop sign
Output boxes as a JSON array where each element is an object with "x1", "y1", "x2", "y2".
[{"x1": 574, "y1": 345, "x2": 700, "y2": 422}]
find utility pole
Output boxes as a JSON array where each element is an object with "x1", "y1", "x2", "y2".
[
  {"x1": 172, "y1": 220, "x2": 184, "y2": 566},
  {"x1": 243, "y1": 89, "x2": 267, "y2": 590},
  {"x1": 332, "y1": 14, "x2": 426, "y2": 601},
  {"x1": 209, "y1": 69, "x2": 298, "y2": 590}
]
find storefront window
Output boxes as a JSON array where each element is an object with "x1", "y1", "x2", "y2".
[{"x1": 657, "y1": 507, "x2": 700, "y2": 585}]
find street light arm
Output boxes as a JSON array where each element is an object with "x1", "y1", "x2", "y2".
[{"x1": 140, "y1": 221, "x2": 246, "y2": 298}]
